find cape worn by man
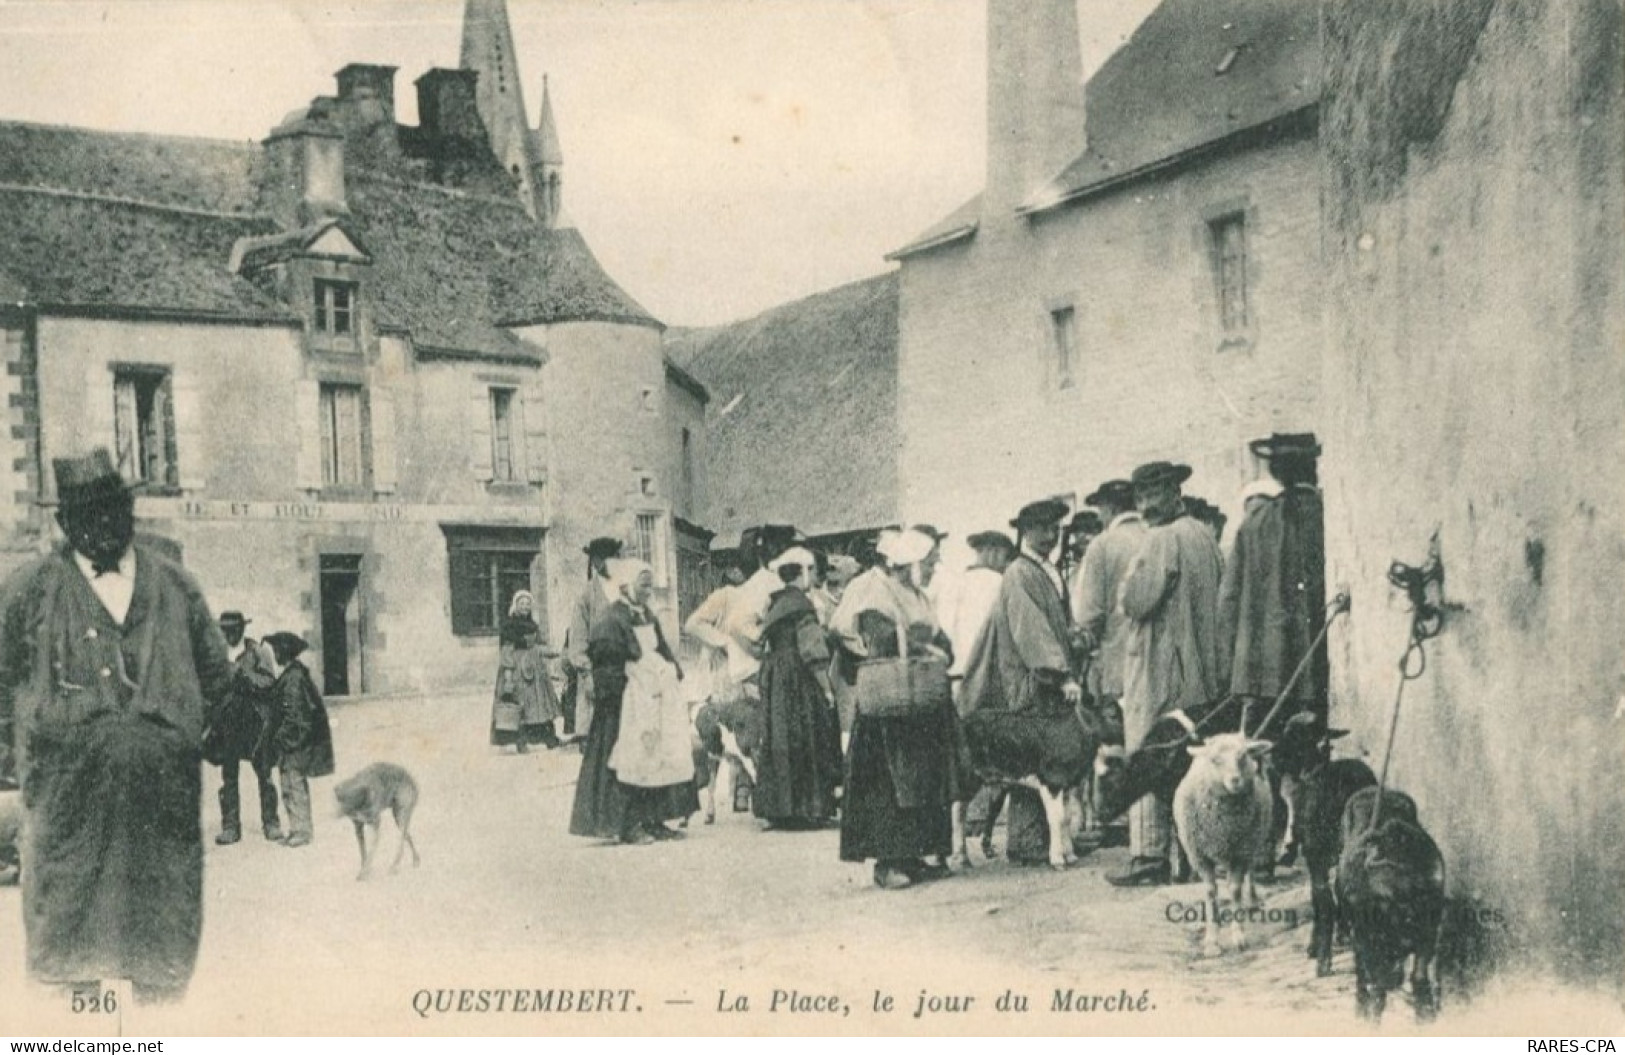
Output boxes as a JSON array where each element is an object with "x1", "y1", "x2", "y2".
[
  {"x1": 1218, "y1": 483, "x2": 1327, "y2": 718},
  {"x1": 960, "y1": 501, "x2": 1077, "y2": 865}
]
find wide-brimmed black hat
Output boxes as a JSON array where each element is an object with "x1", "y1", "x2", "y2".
[
  {"x1": 218, "y1": 611, "x2": 250, "y2": 629},
  {"x1": 966, "y1": 530, "x2": 1015, "y2": 553},
  {"x1": 262, "y1": 632, "x2": 309, "y2": 661},
  {"x1": 911, "y1": 524, "x2": 948, "y2": 544},
  {"x1": 756, "y1": 524, "x2": 798, "y2": 547},
  {"x1": 52, "y1": 448, "x2": 131, "y2": 510},
  {"x1": 1085, "y1": 479, "x2": 1135, "y2": 507},
  {"x1": 583, "y1": 537, "x2": 623, "y2": 560},
  {"x1": 1010, "y1": 498, "x2": 1068, "y2": 531},
  {"x1": 1130, "y1": 461, "x2": 1192, "y2": 489},
  {"x1": 1249, "y1": 432, "x2": 1321, "y2": 459}
]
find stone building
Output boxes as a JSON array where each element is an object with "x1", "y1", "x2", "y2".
[
  {"x1": 0, "y1": 0, "x2": 705, "y2": 698},
  {"x1": 1320, "y1": 0, "x2": 1624, "y2": 978},
  {"x1": 665, "y1": 271, "x2": 900, "y2": 566},
  {"x1": 891, "y1": 0, "x2": 1322, "y2": 555}
]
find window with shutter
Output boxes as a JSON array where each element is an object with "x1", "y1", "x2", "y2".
[
  {"x1": 111, "y1": 368, "x2": 177, "y2": 488},
  {"x1": 319, "y1": 383, "x2": 366, "y2": 488}
]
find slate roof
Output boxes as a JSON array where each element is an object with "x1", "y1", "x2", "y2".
[
  {"x1": 891, "y1": 0, "x2": 1321, "y2": 255},
  {"x1": 0, "y1": 115, "x2": 659, "y2": 353},
  {"x1": 665, "y1": 272, "x2": 898, "y2": 539},
  {"x1": 0, "y1": 187, "x2": 293, "y2": 322},
  {"x1": 1029, "y1": 0, "x2": 1319, "y2": 212}
]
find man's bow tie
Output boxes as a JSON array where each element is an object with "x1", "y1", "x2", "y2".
[{"x1": 91, "y1": 560, "x2": 121, "y2": 577}]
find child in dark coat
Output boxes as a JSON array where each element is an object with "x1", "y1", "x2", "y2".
[{"x1": 263, "y1": 633, "x2": 335, "y2": 848}]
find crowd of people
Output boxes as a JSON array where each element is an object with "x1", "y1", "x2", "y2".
[
  {"x1": 562, "y1": 432, "x2": 1328, "y2": 895},
  {"x1": 0, "y1": 431, "x2": 1326, "y2": 1002}
]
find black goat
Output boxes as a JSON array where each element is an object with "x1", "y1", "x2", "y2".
[
  {"x1": 1272, "y1": 713, "x2": 1378, "y2": 976},
  {"x1": 1096, "y1": 697, "x2": 1241, "y2": 822},
  {"x1": 954, "y1": 704, "x2": 1105, "y2": 871},
  {"x1": 1337, "y1": 786, "x2": 1446, "y2": 1023}
]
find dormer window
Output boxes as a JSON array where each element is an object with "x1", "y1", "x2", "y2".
[{"x1": 314, "y1": 279, "x2": 356, "y2": 338}]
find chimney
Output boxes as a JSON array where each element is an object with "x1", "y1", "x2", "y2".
[
  {"x1": 336, "y1": 63, "x2": 398, "y2": 126},
  {"x1": 985, "y1": 0, "x2": 1087, "y2": 216},
  {"x1": 262, "y1": 98, "x2": 347, "y2": 228},
  {"x1": 416, "y1": 68, "x2": 487, "y2": 145},
  {"x1": 335, "y1": 63, "x2": 401, "y2": 168}
]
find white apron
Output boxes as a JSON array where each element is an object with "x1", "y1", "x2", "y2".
[{"x1": 609, "y1": 623, "x2": 694, "y2": 788}]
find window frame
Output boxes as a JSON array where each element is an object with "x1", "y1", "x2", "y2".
[
  {"x1": 311, "y1": 277, "x2": 361, "y2": 353},
  {"x1": 629, "y1": 511, "x2": 670, "y2": 589},
  {"x1": 442, "y1": 526, "x2": 545, "y2": 638},
  {"x1": 1049, "y1": 304, "x2": 1079, "y2": 390},
  {"x1": 110, "y1": 364, "x2": 179, "y2": 491},
  {"x1": 1200, "y1": 201, "x2": 1257, "y2": 349},
  {"x1": 489, "y1": 385, "x2": 520, "y2": 483},
  {"x1": 318, "y1": 381, "x2": 368, "y2": 492}
]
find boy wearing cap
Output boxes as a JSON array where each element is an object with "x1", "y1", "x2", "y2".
[
  {"x1": 0, "y1": 449, "x2": 231, "y2": 1001},
  {"x1": 1110, "y1": 461, "x2": 1225, "y2": 887},
  {"x1": 204, "y1": 611, "x2": 280, "y2": 845}
]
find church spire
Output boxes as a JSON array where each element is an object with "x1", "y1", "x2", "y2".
[
  {"x1": 532, "y1": 74, "x2": 564, "y2": 228},
  {"x1": 460, "y1": 0, "x2": 539, "y2": 214}
]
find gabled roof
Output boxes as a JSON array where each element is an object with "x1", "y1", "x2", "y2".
[
  {"x1": 891, "y1": 0, "x2": 1321, "y2": 255},
  {"x1": 665, "y1": 272, "x2": 898, "y2": 539},
  {"x1": 1026, "y1": 0, "x2": 1319, "y2": 213},
  {"x1": 231, "y1": 219, "x2": 372, "y2": 272},
  {"x1": 0, "y1": 187, "x2": 294, "y2": 322},
  {"x1": 0, "y1": 114, "x2": 659, "y2": 353}
]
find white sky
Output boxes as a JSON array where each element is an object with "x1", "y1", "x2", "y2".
[{"x1": 0, "y1": 0, "x2": 1159, "y2": 327}]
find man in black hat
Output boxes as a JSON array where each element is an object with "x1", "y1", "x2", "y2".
[
  {"x1": 0, "y1": 448, "x2": 231, "y2": 1001},
  {"x1": 203, "y1": 611, "x2": 279, "y2": 845},
  {"x1": 564, "y1": 537, "x2": 623, "y2": 738},
  {"x1": 1109, "y1": 461, "x2": 1225, "y2": 887},
  {"x1": 1219, "y1": 434, "x2": 1328, "y2": 728},
  {"x1": 961, "y1": 499, "x2": 1083, "y2": 864}
]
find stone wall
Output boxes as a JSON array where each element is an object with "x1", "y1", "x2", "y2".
[
  {"x1": 898, "y1": 132, "x2": 1321, "y2": 577},
  {"x1": 1321, "y1": 0, "x2": 1625, "y2": 977}
]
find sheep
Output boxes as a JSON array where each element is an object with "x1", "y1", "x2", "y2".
[
  {"x1": 1173, "y1": 733, "x2": 1274, "y2": 957},
  {"x1": 1336, "y1": 786, "x2": 1445, "y2": 1022},
  {"x1": 1271, "y1": 712, "x2": 1379, "y2": 976}
]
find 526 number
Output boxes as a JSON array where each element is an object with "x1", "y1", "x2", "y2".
[{"x1": 71, "y1": 989, "x2": 118, "y2": 1014}]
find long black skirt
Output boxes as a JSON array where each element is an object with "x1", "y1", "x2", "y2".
[
  {"x1": 24, "y1": 713, "x2": 202, "y2": 1002},
  {"x1": 569, "y1": 691, "x2": 698, "y2": 840},
  {"x1": 839, "y1": 702, "x2": 956, "y2": 863},
  {"x1": 753, "y1": 651, "x2": 841, "y2": 824}
]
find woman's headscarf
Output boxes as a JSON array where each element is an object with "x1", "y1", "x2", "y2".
[
  {"x1": 606, "y1": 557, "x2": 654, "y2": 602},
  {"x1": 507, "y1": 590, "x2": 536, "y2": 618},
  {"x1": 884, "y1": 527, "x2": 936, "y2": 570}
]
